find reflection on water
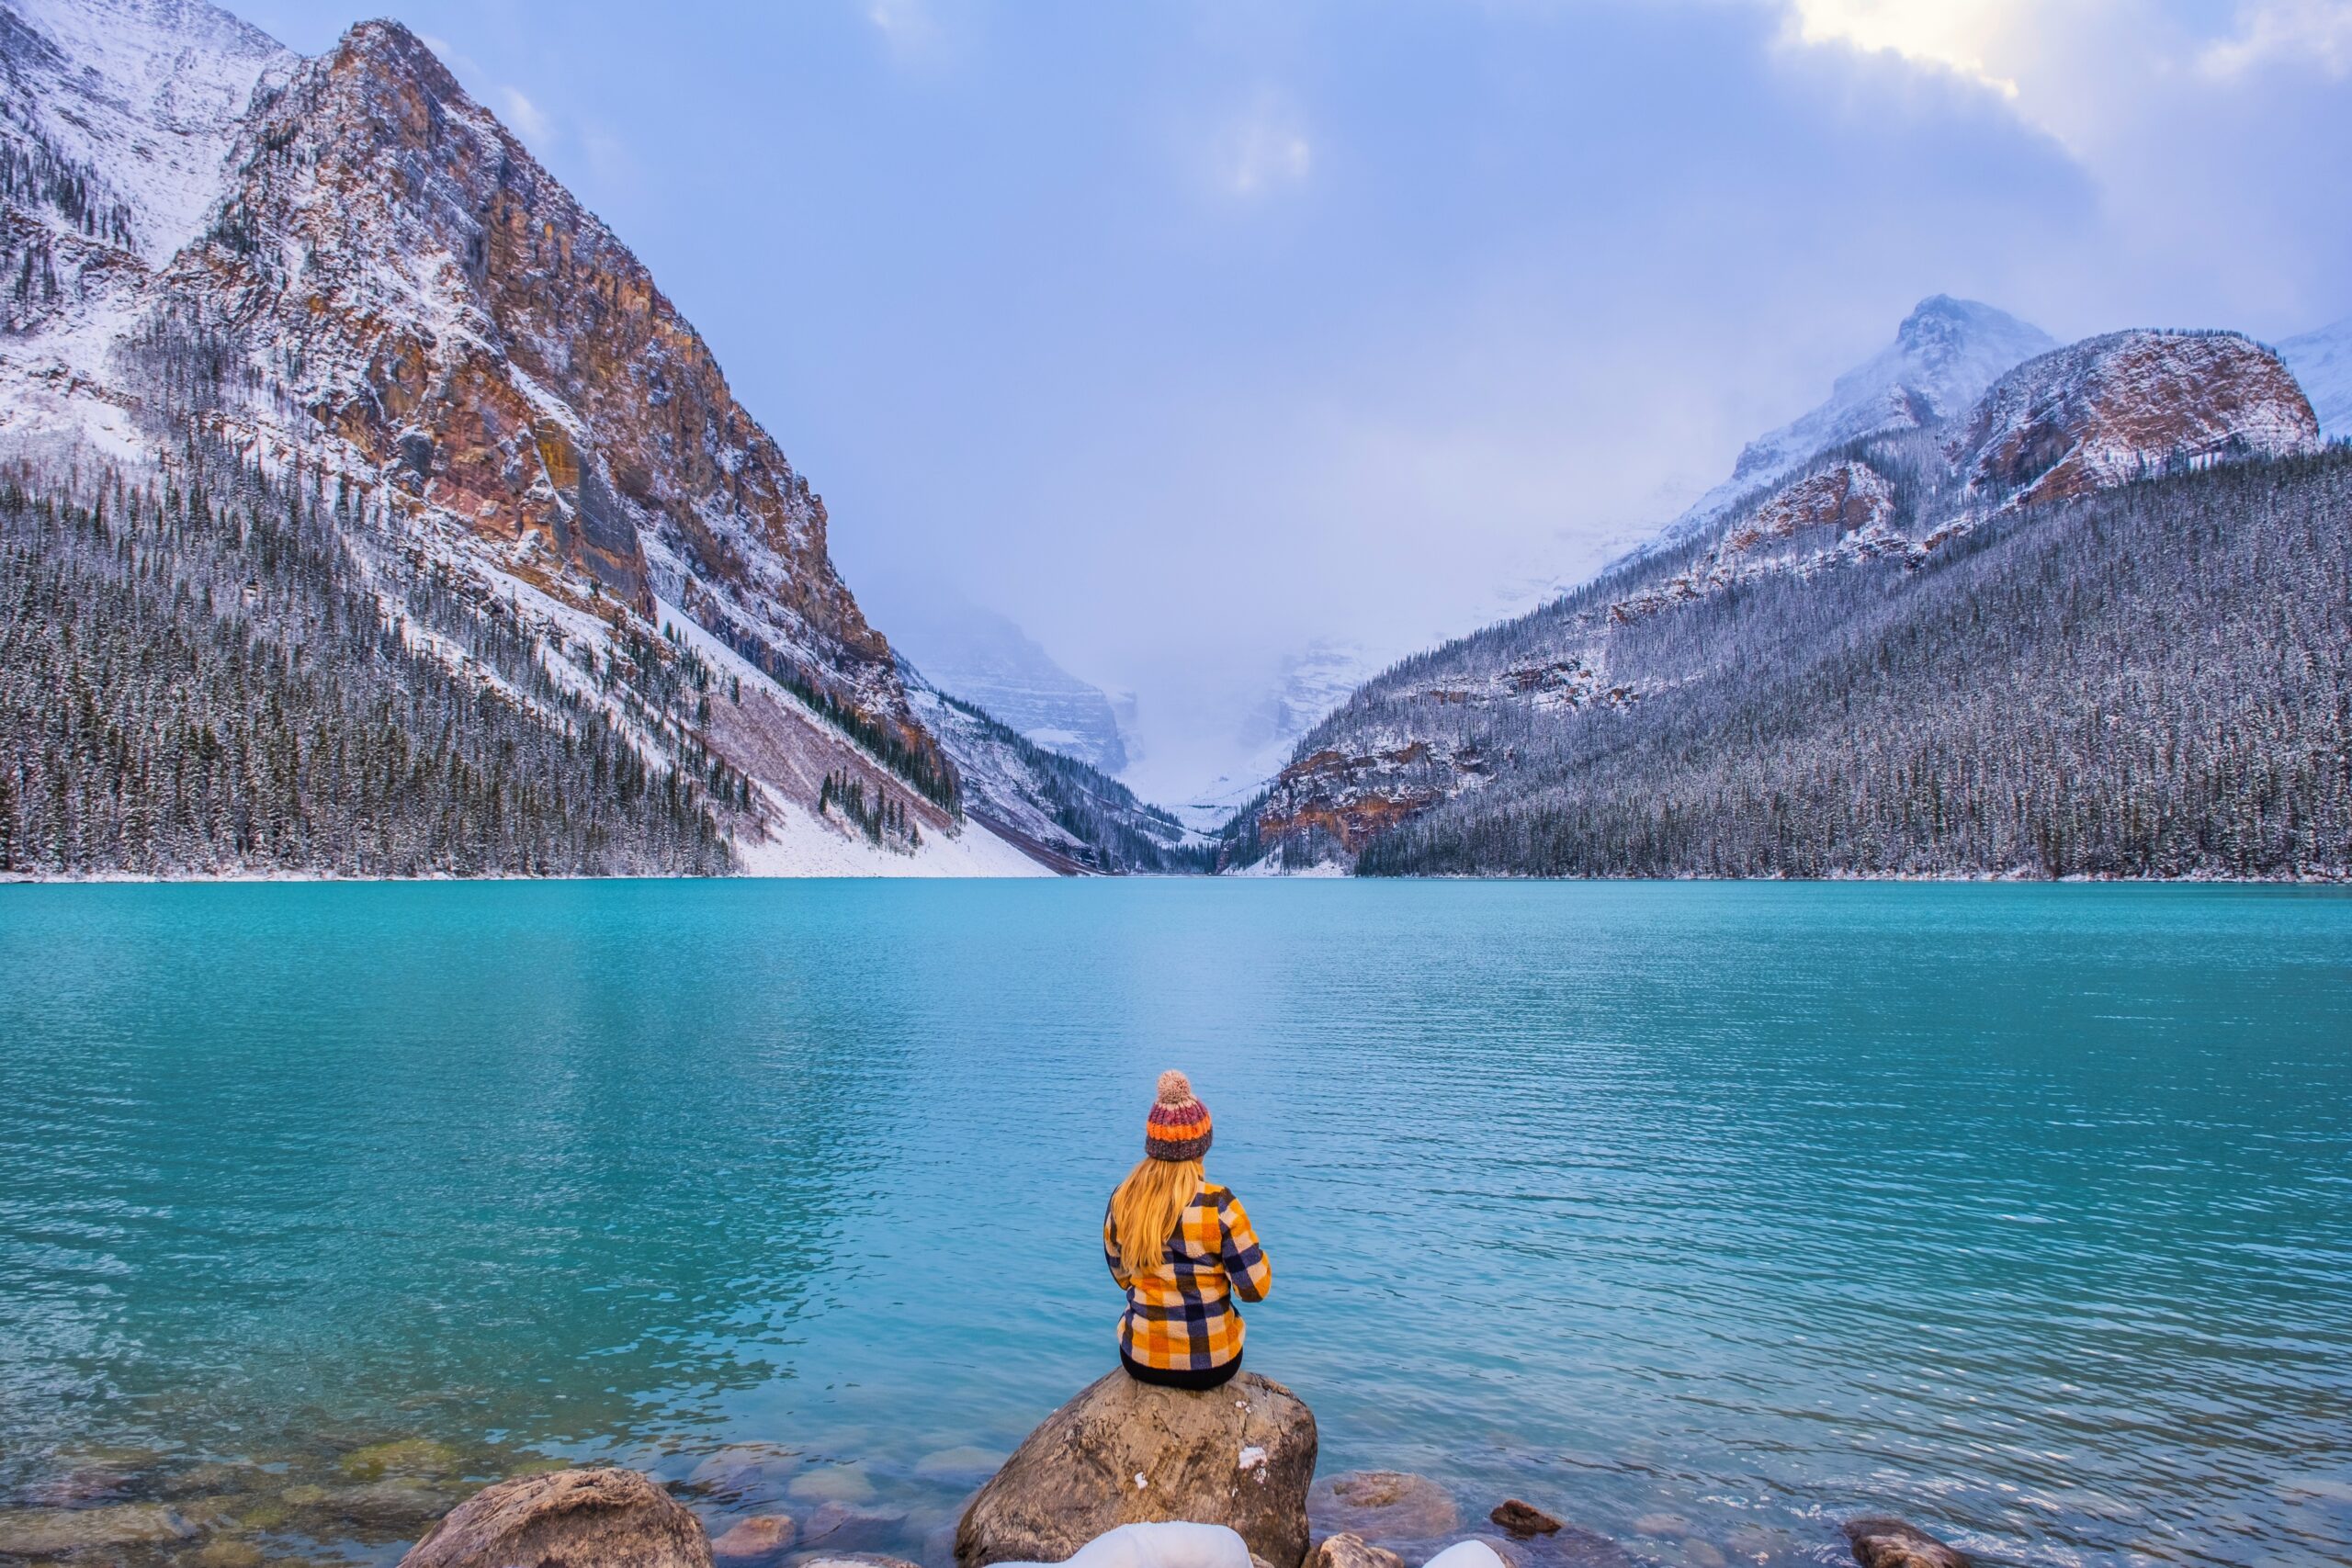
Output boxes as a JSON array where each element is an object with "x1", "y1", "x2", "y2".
[{"x1": 1, "y1": 881, "x2": 2348, "y2": 1568}]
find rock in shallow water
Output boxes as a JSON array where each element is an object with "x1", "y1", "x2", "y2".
[
  {"x1": 713, "y1": 1514, "x2": 798, "y2": 1562},
  {"x1": 1306, "y1": 1474, "x2": 1459, "y2": 1546},
  {"x1": 1308, "y1": 1532, "x2": 1406, "y2": 1568},
  {"x1": 0, "y1": 1504, "x2": 197, "y2": 1556},
  {"x1": 1841, "y1": 1517, "x2": 1969, "y2": 1568},
  {"x1": 399, "y1": 1467, "x2": 711, "y2": 1568},
  {"x1": 1487, "y1": 1503, "x2": 1561, "y2": 1539},
  {"x1": 284, "y1": 1477, "x2": 463, "y2": 1526},
  {"x1": 800, "y1": 1502, "x2": 909, "y2": 1553},
  {"x1": 956, "y1": 1372, "x2": 1316, "y2": 1568}
]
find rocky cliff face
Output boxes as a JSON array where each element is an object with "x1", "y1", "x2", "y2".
[
  {"x1": 0, "y1": 0, "x2": 1049, "y2": 874},
  {"x1": 1949, "y1": 331, "x2": 2319, "y2": 510},
  {"x1": 1237, "y1": 319, "x2": 2328, "y2": 871},
  {"x1": 161, "y1": 20, "x2": 932, "y2": 775}
]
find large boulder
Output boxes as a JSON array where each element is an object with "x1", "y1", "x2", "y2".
[
  {"x1": 956, "y1": 1372, "x2": 1317, "y2": 1568},
  {"x1": 400, "y1": 1468, "x2": 712, "y2": 1568}
]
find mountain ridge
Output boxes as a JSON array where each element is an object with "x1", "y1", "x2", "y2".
[{"x1": 1227, "y1": 321, "x2": 2332, "y2": 876}]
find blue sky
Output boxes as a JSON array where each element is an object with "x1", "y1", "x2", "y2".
[{"x1": 234, "y1": 0, "x2": 2352, "y2": 795}]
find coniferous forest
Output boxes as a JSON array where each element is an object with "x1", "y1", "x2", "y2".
[
  {"x1": 1352, "y1": 452, "x2": 2352, "y2": 878},
  {"x1": 0, "y1": 446, "x2": 737, "y2": 878}
]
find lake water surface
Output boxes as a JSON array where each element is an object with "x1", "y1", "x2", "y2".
[{"x1": 1, "y1": 881, "x2": 2347, "y2": 1568}]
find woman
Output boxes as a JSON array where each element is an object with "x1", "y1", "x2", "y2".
[{"x1": 1102, "y1": 1071, "x2": 1271, "y2": 1390}]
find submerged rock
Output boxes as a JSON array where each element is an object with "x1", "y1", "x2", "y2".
[
  {"x1": 791, "y1": 1469, "x2": 879, "y2": 1505},
  {"x1": 1308, "y1": 1533, "x2": 1406, "y2": 1568},
  {"x1": 714, "y1": 1515, "x2": 798, "y2": 1562},
  {"x1": 191, "y1": 1540, "x2": 267, "y2": 1568},
  {"x1": 956, "y1": 1371, "x2": 1316, "y2": 1568},
  {"x1": 793, "y1": 1555, "x2": 922, "y2": 1568},
  {"x1": 1487, "y1": 1503, "x2": 1561, "y2": 1539},
  {"x1": 0, "y1": 1504, "x2": 197, "y2": 1556},
  {"x1": 400, "y1": 1468, "x2": 712, "y2": 1568},
  {"x1": 283, "y1": 1477, "x2": 461, "y2": 1525},
  {"x1": 340, "y1": 1438, "x2": 466, "y2": 1481},
  {"x1": 912, "y1": 1450, "x2": 1006, "y2": 1483},
  {"x1": 1450, "y1": 1528, "x2": 1630, "y2": 1568},
  {"x1": 799, "y1": 1501, "x2": 908, "y2": 1554},
  {"x1": 1306, "y1": 1473, "x2": 1459, "y2": 1545},
  {"x1": 1842, "y1": 1517, "x2": 1969, "y2": 1568}
]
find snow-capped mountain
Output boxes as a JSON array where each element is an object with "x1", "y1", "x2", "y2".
[
  {"x1": 1637, "y1": 296, "x2": 2055, "y2": 558},
  {"x1": 1231, "y1": 326, "x2": 2327, "y2": 874},
  {"x1": 2279, "y1": 316, "x2": 2352, "y2": 440},
  {"x1": 0, "y1": 0, "x2": 1057, "y2": 876},
  {"x1": 876, "y1": 593, "x2": 1131, "y2": 773}
]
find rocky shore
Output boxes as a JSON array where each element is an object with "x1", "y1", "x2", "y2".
[{"x1": 0, "y1": 1377, "x2": 1976, "y2": 1568}]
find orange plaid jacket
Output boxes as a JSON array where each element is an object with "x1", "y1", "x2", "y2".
[{"x1": 1103, "y1": 1181, "x2": 1271, "y2": 1371}]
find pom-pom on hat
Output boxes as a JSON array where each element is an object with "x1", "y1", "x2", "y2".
[{"x1": 1145, "y1": 1069, "x2": 1213, "y2": 1162}]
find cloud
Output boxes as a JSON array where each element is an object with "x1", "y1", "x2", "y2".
[
  {"x1": 1783, "y1": 0, "x2": 2028, "y2": 95},
  {"x1": 499, "y1": 86, "x2": 555, "y2": 146},
  {"x1": 2202, "y1": 0, "x2": 2352, "y2": 78},
  {"x1": 865, "y1": 0, "x2": 949, "y2": 63},
  {"x1": 1216, "y1": 95, "x2": 1313, "y2": 197},
  {"x1": 420, "y1": 33, "x2": 558, "y2": 152}
]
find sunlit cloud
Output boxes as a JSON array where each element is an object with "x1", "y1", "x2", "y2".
[{"x1": 1782, "y1": 0, "x2": 2028, "y2": 94}]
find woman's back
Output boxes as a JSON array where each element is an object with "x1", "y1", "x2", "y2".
[{"x1": 1102, "y1": 1073, "x2": 1270, "y2": 1390}]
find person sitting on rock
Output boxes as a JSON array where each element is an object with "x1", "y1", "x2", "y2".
[{"x1": 1102, "y1": 1071, "x2": 1271, "y2": 1392}]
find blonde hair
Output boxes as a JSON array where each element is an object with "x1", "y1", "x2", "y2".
[{"x1": 1109, "y1": 1156, "x2": 1204, "y2": 1278}]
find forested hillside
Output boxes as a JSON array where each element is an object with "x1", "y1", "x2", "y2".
[
  {"x1": 1353, "y1": 452, "x2": 2352, "y2": 878},
  {"x1": 0, "y1": 450, "x2": 741, "y2": 877}
]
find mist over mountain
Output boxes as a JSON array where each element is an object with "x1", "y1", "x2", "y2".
[
  {"x1": 854, "y1": 579, "x2": 1131, "y2": 774},
  {"x1": 2280, "y1": 317, "x2": 2352, "y2": 440}
]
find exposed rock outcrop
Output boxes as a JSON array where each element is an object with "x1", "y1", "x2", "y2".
[
  {"x1": 1949, "y1": 331, "x2": 2319, "y2": 510},
  {"x1": 398, "y1": 1467, "x2": 712, "y2": 1568},
  {"x1": 956, "y1": 1372, "x2": 1317, "y2": 1568},
  {"x1": 1841, "y1": 1517, "x2": 1969, "y2": 1568}
]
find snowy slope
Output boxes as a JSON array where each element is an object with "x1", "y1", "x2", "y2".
[
  {"x1": 0, "y1": 0, "x2": 292, "y2": 263},
  {"x1": 1635, "y1": 296, "x2": 2055, "y2": 558},
  {"x1": 2279, "y1": 316, "x2": 2352, "y2": 440}
]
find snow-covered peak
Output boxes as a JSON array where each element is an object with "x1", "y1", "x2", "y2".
[
  {"x1": 0, "y1": 0, "x2": 294, "y2": 263},
  {"x1": 1732, "y1": 295, "x2": 2057, "y2": 484},
  {"x1": 1631, "y1": 295, "x2": 2054, "y2": 558},
  {"x1": 2278, "y1": 315, "x2": 2352, "y2": 440}
]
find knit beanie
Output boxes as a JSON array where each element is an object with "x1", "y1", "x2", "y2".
[{"x1": 1145, "y1": 1069, "x2": 1213, "y2": 1162}]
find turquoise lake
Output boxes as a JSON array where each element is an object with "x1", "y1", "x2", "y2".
[{"x1": 2, "y1": 881, "x2": 2348, "y2": 1568}]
